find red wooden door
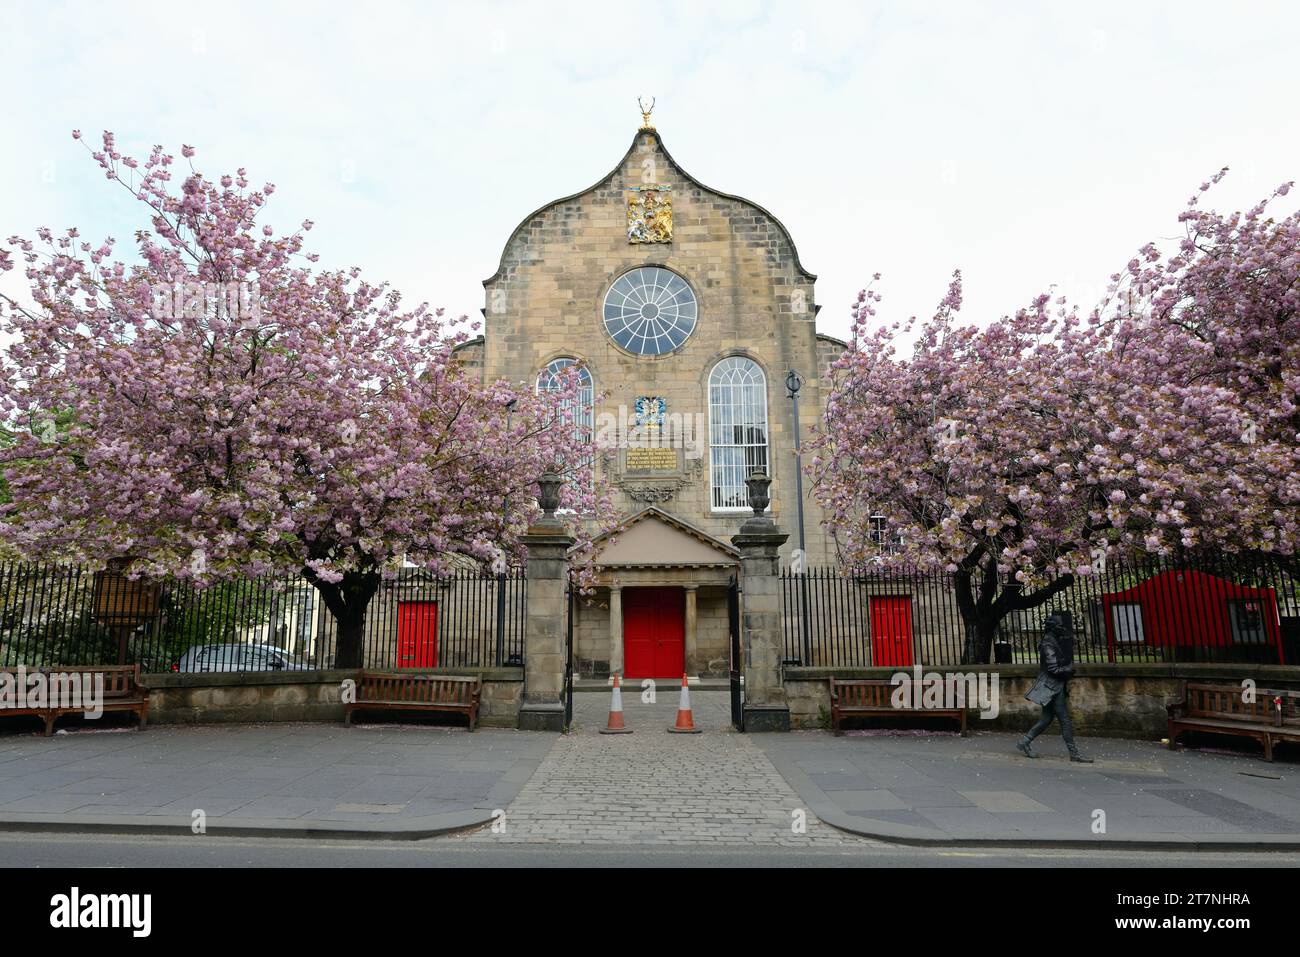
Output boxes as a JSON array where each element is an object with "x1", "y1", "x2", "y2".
[
  {"x1": 623, "y1": 587, "x2": 685, "y2": 678},
  {"x1": 871, "y1": 596, "x2": 914, "y2": 667},
  {"x1": 397, "y1": 601, "x2": 438, "y2": 668}
]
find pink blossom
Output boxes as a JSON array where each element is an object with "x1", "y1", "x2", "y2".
[{"x1": 0, "y1": 132, "x2": 614, "y2": 667}]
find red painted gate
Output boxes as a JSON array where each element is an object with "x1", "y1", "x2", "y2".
[
  {"x1": 623, "y1": 587, "x2": 685, "y2": 678},
  {"x1": 397, "y1": 601, "x2": 438, "y2": 668},
  {"x1": 870, "y1": 595, "x2": 914, "y2": 667}
]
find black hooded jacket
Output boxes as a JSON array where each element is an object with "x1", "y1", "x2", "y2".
[{"x1": 1025, "y1": 626, "x2": 1074, "y2": 705}]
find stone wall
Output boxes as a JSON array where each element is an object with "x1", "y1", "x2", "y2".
[
  {"x1": 694, "y1": 588, "x2": 731, "y2": 675},
  {"x1": 784, "y1": 663, "x2": 1300, "y2": 737},
  {"x1": 574, "y1": 590, "x2": 612, "y2": 677},
  {"x1": 141, "y1": 668, "x2": 524, "y2": 729}
]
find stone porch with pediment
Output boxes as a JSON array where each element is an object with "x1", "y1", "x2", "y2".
[{"x1": 573, "y1": 507, "x2": 739, "y2": 679}]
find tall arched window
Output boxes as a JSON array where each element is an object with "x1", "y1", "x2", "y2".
[
  {"x1": 708, "y1": 356, "x2": 768, "y2": 510},
  {"x1": 536, "y1": 357, "x2": 594, "y2": 438}
]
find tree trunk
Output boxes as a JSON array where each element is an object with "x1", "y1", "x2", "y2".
[
  {"x1": 332, "y1": 602, "x2": 367, "y2": 670},
  {"x1": 968, "y1": 618, "x2": 999, "y2": 665},
  {"x1": 304, "y1": 568, "x2": 381, "y2": 670},
  {"x1": 954, "y1": 553, "x2": 1076, "y2": 665},
  {"x1": 954, "y1": 558, "x2": 999, "y2": 665}
]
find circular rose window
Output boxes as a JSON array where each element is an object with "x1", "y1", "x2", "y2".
[{"x1": 602, "y1": 266, "x2": 697, "y2": 355}]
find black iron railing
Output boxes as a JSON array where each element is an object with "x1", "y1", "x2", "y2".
[
  {"x1": 781, "y1": 554, "x2": 1300, "y2": 668},
  {"x1": 0, "y1": 562, "x2": 525, "y2": 674}
]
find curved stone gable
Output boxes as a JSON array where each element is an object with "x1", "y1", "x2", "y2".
[{"x1": 482, "y1": 129, "x2": 816, "y2": 289}]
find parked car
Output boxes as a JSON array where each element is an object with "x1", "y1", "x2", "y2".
[{"x1": 173, "y1": 643, "x2": 313, "y2": 673}]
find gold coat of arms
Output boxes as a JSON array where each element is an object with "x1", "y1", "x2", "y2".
[{"x1": 627, "y1": 185, "x2": 672, "y2": 243}]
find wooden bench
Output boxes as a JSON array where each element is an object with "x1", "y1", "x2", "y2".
[
  {"x1": 345, "y1": 671, "x2": 482, "y2": 731},
  {"x1": 0, "y1": 664, "x2": 149, "y2": 736},
  {"x1": 1167, "y1": 682, "x2": 1300, "y2": 762},
  {"x1": 830, "y1": 677, "x2": 968, "y2": 736}
]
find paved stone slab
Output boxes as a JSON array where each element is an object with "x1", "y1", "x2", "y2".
[
  {"x1": 1149, "y1": 788, "x2": 1297, "y2": 830},
  {"x1": 919, "y1": 806, "x2": 1023, "y2": 834},
  {"x1": 959, "y1": 790, "x2": 1052, "y2": 813},
  {"x1": 890, "y1": 786, "x2": 973, "y2": 808},
  {"x1": 758, "y1": 730, "x2": 1300, "y2": 847},
  {"x1": 808, "y1": 771, "x2": 877, "y2": 791},
  {"x1": 831, "y1": 789, "x2": 909, "y2": 812},
  {"x1": 0, "y1": 723, "x2": 554, "y2": 836}
]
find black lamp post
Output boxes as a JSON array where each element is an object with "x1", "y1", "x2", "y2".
[{"x1": 786, "y1": 370, "x2": 811, "y2": 665}]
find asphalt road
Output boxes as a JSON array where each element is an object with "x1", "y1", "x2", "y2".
[{"x1": 1, "y1": 831, "x2": 1298, "y2": 867}]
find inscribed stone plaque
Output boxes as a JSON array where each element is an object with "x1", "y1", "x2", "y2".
[{"x1": 626, "y1": 447, "x2": 678, "y2": 471}]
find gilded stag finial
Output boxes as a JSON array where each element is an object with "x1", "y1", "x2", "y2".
[{"x1": 638, "y1": 96, "x2": 656, "y2": 130}]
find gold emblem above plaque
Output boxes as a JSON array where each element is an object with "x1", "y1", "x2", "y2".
[
  {"x1": 627, "y1": 185, "x2": 672, "y2": 244},
  {"x1": 626, "y1": 447, "x2": 678, "y2": 471}
]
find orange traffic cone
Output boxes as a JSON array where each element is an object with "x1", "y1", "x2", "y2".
[
  {"x1": 668, "y1": 674, "x2": 701, "y2": 734},
  {"x1": 599, "y1": 676, "x2": 633, "y2": 734}
]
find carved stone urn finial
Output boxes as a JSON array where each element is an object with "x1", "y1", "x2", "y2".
[
  {"x1": 746, "y1": 470, "x2": 772, "y2": 518},
  {"x1": 537, "y1": 472, "x2": 563, "y2": 519}
]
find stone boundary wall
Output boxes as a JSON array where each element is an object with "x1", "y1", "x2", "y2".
[
  {"x1": 784, "y1": 663, "x2": 1300, "y2": 737},
  {"x1": 141, "y1": 668, "x2": 524, "y2": 729}
]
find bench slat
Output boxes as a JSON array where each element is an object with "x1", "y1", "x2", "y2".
[
  {"x1": 829, "y1": 677, "x2": 968, "y2": 736},
  {"x1": 348, "y1": 670, "x2": 482, "y2": 731},
  {"x1": 1168, "y1": 683, "x2": 1300, "y2": 762},
  {"x1": 0, "y1": 665, "x2": 148, "y2": 736}
]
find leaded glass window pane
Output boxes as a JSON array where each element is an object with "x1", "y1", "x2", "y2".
[
  {"x1": 536, "y1": 357, "x2": 594, "y2": 439},
  {"x1": 708, "y1": 356, "x2": 768, "y2": 510}
]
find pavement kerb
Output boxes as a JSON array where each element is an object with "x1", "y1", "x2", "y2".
[
  {"x1": 759, "y1": 743, "x2": 1300, "y2": 853},
  {"x1": 0, "y1": 807, "x2": 499, "y2": 841}
]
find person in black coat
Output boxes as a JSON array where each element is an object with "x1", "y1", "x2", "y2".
[{"x1": 1016, "y1": 613, "x2": 1093, "y2": 762}]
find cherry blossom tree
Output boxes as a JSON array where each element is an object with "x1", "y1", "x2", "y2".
[
  {"x1": 810, "y1": 178, "x2": 1298, "y2": 663},
  {"x1": 1102, "y1": 173, "x2": 1299, "y2": 567},
  {"x1": 0, "y1": 132, "x2": 606, "y2": 668},
  {"x1": 811, "y1": 277, "x2": 1127, "y2": 661}
]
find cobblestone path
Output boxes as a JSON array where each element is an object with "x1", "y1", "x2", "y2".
[{"x1": 459, "y1": 688, "x2": 876, "y2": 846}]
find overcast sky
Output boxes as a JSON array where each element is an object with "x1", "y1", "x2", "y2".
[{"x1": 3, "y1": 0, "x2": 1297, "y2": 346}]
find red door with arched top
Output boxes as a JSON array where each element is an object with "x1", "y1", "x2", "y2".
[{"x1": 623, "y1": 587, "x2": 685, "y2": 678}]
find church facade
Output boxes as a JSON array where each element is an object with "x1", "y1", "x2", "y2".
[{"x1": 456, "y1": 114, "x2": 845, "y2": 679}]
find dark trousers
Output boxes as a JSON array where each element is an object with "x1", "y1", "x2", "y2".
[{"x1": 1022, "y1": 686, "x2": 1080, "y2": 755}]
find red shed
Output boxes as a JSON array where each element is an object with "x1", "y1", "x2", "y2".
[{"x1": 1102, "y1": 569, "x2": 1284, "y2": 663}]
